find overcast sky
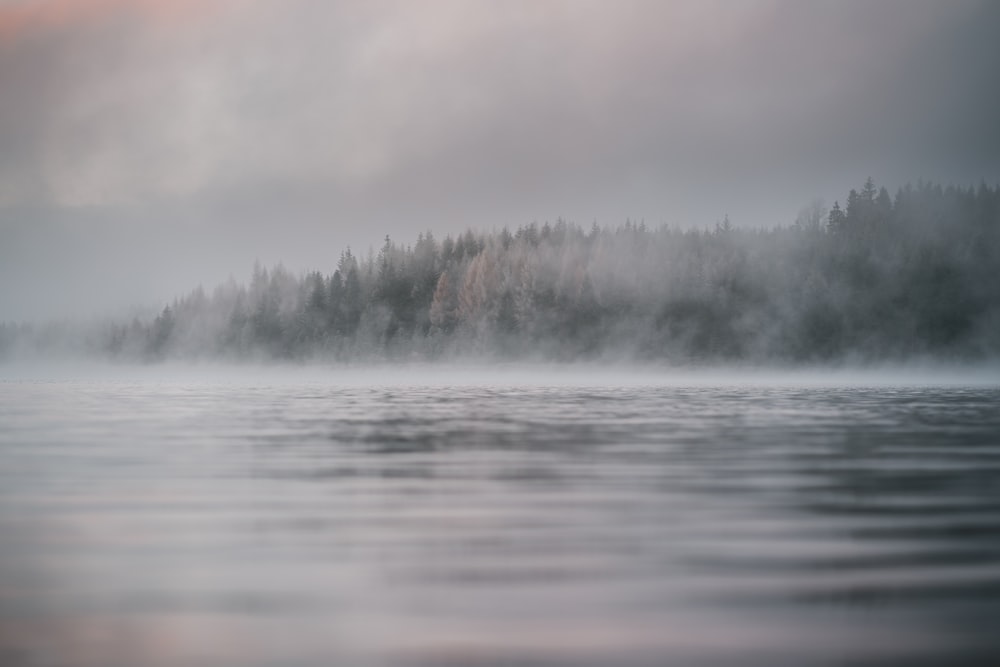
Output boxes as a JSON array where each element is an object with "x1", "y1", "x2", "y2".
[{"x1": 2, "y1": 0, "x2": 999, "y2": 320}]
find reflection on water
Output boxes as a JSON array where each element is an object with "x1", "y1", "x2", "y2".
[{"x1": 1, "y1": 373, "x2": 999, "y2": 666}]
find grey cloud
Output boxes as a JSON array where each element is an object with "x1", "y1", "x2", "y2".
[{"x1": 1, "y1": 0, "x2": 999, "y2": 320}]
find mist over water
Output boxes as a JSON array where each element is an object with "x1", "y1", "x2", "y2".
[
  {"x1": 2, "y1": 366, "x2": 999, "y2": 666},
  {"x1": 2, "y1": 1, "x2": 1000, "y2": 663}
]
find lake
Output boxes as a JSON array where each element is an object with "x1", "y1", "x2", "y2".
[{"x1": 1, "y1": 365, "x2": 999, "y2": 666}]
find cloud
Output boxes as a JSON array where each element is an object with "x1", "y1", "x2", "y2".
[
  {"x1": 1, "y1": 0, "x2": 999, "y2": 319},
  {"x1": 0, "y1": 0, "x2": 217, "y2": 38},
  {"x1": 3, "y1": 0, "x2": 998, "y2": 207}
]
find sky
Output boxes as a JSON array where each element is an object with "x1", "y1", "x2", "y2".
[{"x1": 1, "y1": 0, "x2": 999, "y2": 321}]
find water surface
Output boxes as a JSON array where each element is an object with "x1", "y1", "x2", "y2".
[{"x1": 1, "y1": 367, "x2": 999, "y2": 666}]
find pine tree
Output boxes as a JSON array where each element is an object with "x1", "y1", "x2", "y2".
[
  {"x1": 828, "y1": 201, "x2": 847, "y2": 234},
  {"x1": 429, "y1": 271, "x2": 456, "y2": 332}
]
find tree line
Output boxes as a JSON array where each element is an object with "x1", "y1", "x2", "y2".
[{"x1": 3, "y1": 178, "x2": 999, "y2": 363}]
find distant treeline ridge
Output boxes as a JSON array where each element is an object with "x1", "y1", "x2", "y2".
[{"x1": 2, "y1": 178, "x2": 999, "y2": 363}]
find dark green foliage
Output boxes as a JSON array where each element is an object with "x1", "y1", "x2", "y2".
[{"x1": 7, "y1": 179, "x2": 998, "y2": 363}]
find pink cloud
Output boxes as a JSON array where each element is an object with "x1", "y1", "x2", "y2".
[{"x1": 0, "y1": 0, "x2": 231, "y2": 41}]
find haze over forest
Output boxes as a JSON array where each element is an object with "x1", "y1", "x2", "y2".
[
  {"x1": 2, "y1": 178, "x2": 999, "y2": 364},
  {"x1": 1, "y1": 0, "x2": 1000, "y2": 360}
]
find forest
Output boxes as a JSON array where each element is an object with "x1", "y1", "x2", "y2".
[{"x1": 2, "y1": 179, "x2": 999, "y2": 364}]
